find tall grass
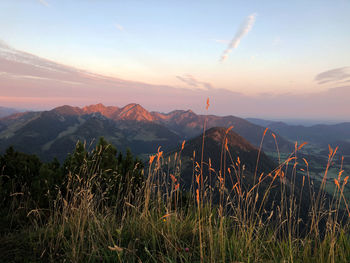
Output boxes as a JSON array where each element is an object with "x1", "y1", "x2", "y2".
[{"x1": 1, "y1": 106, "x2": 350, "y2": 262}]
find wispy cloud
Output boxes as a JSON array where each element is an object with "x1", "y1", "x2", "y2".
[
  {"x1": 220, "y1": 13, "x2": 257, "y2": 62},
  {"x1": 0, "y1": 71, "x2": 82, "y2": 85},
  {"x1": 315, "y1": 67, "x2": 350, "y2": 84},
  {"x1": 176, "y1": 74, "x2": 213, "y2": 90},
  {"x1": 38, "y1": 0, "x2": 49, "y2": 7},
  {"x1": 0, "y1": 39, "x2": 79, "y2": 74},
  {"x1": 114, "y1": 23, "x2": 124, "y2": 32}
]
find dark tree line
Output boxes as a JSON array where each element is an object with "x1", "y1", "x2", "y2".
[{"x1": 0, "y1": 137, "x2": 144, "y2": 231}]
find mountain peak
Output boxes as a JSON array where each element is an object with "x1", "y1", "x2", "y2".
[
  {"x1": 178, "y1": 126, "x2": 276, "y2": 187},
  {"x1": 83, "y1": 103, "x2": 106, "y2": 112},
  {"x1": 118, "y1": 103, "x2": 154, "y2": 122},
  {"x1": 52, "y1": 105, "x2": 83, "y2": 116},
  {"x1": 205, "y1": 127, "x2": 256, "y2": 152},
  {"x1": 49, "y1": 103, "x2": 155, "y2": 122},
  {"x1": 82, "y1": 103, "x2": 119, "y2": 118}
]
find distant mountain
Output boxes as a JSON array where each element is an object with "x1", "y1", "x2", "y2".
[
  {"x1": 247, "y1": 118, "x2": 350, "y2": 149},
  {"x1": 81, "y1": 103, "x2": 155, "y2": 122},
  {"x1": 82, "y1": 103, "x2": 120, "y2": 118},
  {"x1": 245, "y1": 118, "x2": 278, "y2": 128},
  {"x1": 52, "y1": 103, "x2": 293, "y2": 153},
  {"x1": 0, "y1": 106, "x2": 20, "y2": 118},
  {"x1": 0, "y1": 103, "x2": 294, "y2": 161}
]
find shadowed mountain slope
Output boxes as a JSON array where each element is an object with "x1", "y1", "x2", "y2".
[
  {"x1": 174, "y1": 127, "x2": 277, "y2": 188},
  {"x1": 165, "y1": 127, "x2": 328, "y2": 223}
]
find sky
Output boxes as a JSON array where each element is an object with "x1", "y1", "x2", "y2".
[{"x1": 0, "y1": 0, "x2": 350, "y2": 121}]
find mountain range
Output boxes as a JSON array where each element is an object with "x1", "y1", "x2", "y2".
[
  {"x1": 1, "y1": 103, "x2": 350, "y2": 165},
  {"x1": 247, "y1": 118, "x2": 350, "y2": 156},
  {"x1": 0, "y1": 103, "x2": 293, "y2": 162}
]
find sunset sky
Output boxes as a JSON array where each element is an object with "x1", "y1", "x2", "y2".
[{"x1": 0, "y1": 0, "x2": 350, "y2": 121}]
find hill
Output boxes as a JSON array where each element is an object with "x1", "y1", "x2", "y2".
[
  {"x1": 175, "y1": 127, "x2": 277, "y2": 188},
  {"x1": 164, "y1": 127, "x2": 320, "y2": 221}
]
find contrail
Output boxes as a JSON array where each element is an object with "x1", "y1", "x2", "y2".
[{"x1": 220, "y1": 13, "x2": 257, "y2": 62}]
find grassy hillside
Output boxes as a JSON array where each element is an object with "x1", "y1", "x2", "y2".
[{"x1": 1, "y1": 127, "x2": 349, "y2": 262}]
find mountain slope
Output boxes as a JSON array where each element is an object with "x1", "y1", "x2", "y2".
[
  {"x1": 173, "y1": 127, "x2": 276, "y2": 188},
  {"x1": 165, "y1": 127, "x2": 325, "y2": 221}
]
